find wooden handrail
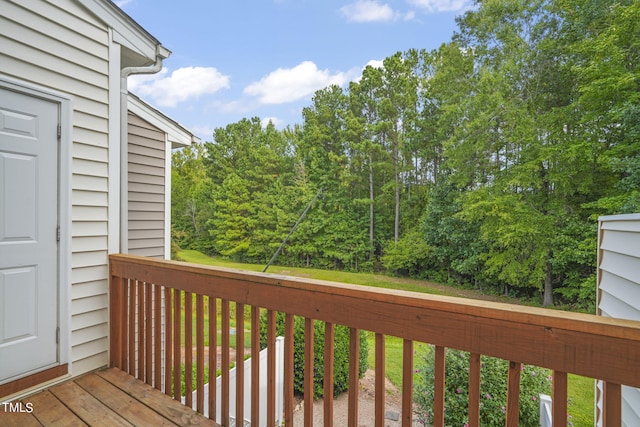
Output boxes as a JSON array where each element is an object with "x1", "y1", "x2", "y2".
[{"x1": 109, "y1": 253, "x2": 640, "y2": 426}]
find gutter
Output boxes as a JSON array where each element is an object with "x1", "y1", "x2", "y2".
[{"x1": 119, "y1": 46, "x2": 170, "y2": 253}]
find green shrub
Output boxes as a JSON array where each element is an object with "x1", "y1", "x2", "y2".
[
  {"x1": 414, "y1": 347, "x2": 551, "y2": 426},
  {"x1": 259, "y1": 311, "x2": 368, "y2": 398}
]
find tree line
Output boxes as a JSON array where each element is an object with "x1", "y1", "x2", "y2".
[{"x1": 172, "y1": 0, "x2": 640, "y2": 309}]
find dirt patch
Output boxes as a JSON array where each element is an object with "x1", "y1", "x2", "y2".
[{"x1": 293, "y1": 369, "x2": 421, "y2": 426}]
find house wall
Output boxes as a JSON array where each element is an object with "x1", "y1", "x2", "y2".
[
  {"x1": 1, "y1": 0, "x2": 111, "y2": 376},
  {"x1": 127, "y1": 112, "x2": 166, "y2": 259},
  {"x1": 596, "y1": 214, "x2": 640, "y2": 426}
]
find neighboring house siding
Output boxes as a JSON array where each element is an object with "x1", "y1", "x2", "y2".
[
  {"x1": 597, "y1": 214, "x2": 640, "y2": 427},
  {"x1": 1, "y1": 0, "x2": 111, "y2": 376},
  {"x1": 128, "y1": 112, "x2": 166, "y2": 258}
]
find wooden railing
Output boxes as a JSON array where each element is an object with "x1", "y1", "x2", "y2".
[{"x1": 109, "y1": 254, "x2": 640, "y2": 426}]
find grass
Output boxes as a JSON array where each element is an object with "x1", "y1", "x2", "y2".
[
  {"x1": 177, "y1": 249, "x2": 453, "y2": 296},
  {"x1": 568, "y1": 374, "x2": 594, "y2": 426},
  {"x1": 175, "y1": 249, "x2": 595, "y2": 424},
  {"x1": 366, "y1": 334, "x2": 407, "y2": 388}
]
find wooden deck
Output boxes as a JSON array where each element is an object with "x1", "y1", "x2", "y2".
[
  {"x1": 0, "y1": 368, "x2": 221, "y2": 427},
  {"x1": 109, "y1": 253, "x2": 640, "y2": 427}
]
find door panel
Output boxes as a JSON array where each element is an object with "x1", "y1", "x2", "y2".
[{"x1": 0, "y1": 87, "x2": 59, "y2": 383}]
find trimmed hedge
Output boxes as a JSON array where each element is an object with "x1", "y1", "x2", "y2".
[
  {"x1": 259, "y1": 312, "x2": 368, "y2": 398},
  {"x1": 414, "y1": 347, "x2": 552, "y2": 426}
]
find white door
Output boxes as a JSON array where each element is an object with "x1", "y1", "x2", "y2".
[{"x1": 0, "y1": 87, "x2": 59, "y2": 383}]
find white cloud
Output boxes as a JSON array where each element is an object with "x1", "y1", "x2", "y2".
[
  {"x1": 190, "y1": 125, "x2": 215, "y2": 139},
  {"x1": 407, "y1": 0, "x2": 471, "y2": 13},
  {"x1": 340, "y1": 1, "x2": 395, "y2": 23},
  {"x1": 261, "y1": 117, "x2": 284, "y2": 128},
  {"x1": 403, "y1": 10, "x2": 416, "y2": 20},
  {"x1": 128, "y1": 66, "x2": 230, "y2": 107},
  {"x1": 244, "y1": 61, "x2": 359, "y2": 104},
  {"x1": 365, "y1": 59, "x2": 384, "y2": 69},
  {"x1": 114, "y1": 0, "x2": 132, "y2": 7}
]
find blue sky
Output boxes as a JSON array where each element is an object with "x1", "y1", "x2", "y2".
[{"x1": 118, "y1": 0, "x2": 472, "y2": 141}]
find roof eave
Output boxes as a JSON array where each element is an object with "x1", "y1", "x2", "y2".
[{"x1": 76, "y1": 0, "x2": 171, "y2": 67}]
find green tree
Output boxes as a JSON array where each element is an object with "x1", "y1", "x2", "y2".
[
  {"x1": 171, "y1": 142, "x2": 214, "y2": 254},
  {"x1": 204, "y1": 118, "x2": 303, "y2": 263},
  {"x1": 448, "y1": 0, "x2": 591, "y2": 305}
]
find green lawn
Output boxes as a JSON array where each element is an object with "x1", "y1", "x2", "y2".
[
  {"x1": 175, "y1": 249, "x2": 594, "y2": 424},
  {"x1": 177, "y1": 249, "x2": 453, "y2": 296},
  {"x1": 568, "y1": 374, "x2": 594, "y2": 426}
]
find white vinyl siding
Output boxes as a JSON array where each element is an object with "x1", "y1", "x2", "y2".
[
  {"x1": 1, "y1": 0, "x2": 111, "y2": 377},
  {"x1": 128, "y1": 112, "x2": 166, "y2": 258},
  {"x1": 597, "y1": 214, "x2": 640, "y2": 427}
]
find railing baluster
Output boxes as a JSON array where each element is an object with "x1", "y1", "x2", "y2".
[
  {"x1": 173, "y1": 289, "x2": 181, "y2": 400},
  {"x1": 164, "y1": 286, "x2": 172, "y2": 396},
  {"x1": 208, "y1": 296, "x2": 217, "y2": 420},
  {"x1": 137, "y1": 280, "x2": 145, "y2": 381},
  {"x1": 506, "y1": 361, "x2": 521, "y2": 427},
  {"x1": 185, "y1": 292, "x2": 193, "y2": 408},
  {"x1": 109, "y1": 275, "x2": 123, "y2": 369},
  {"x1": 304, "y1": 317, "x2": 314, "y2": 427},
  {"x1": 196, "y1": 294, "x2": 205, "y2": 414},
  {"x1": 375, "y1": 333, "x2": 385, "y2": 427},
  {"x1": 267, "y1": 309, "x2": 276, "y2": 427},
  {"x1": 433, "y1": 346, "x2": 445, "y2": 427},
  {"x1": 468, "y1": 352, "x2": 481, "y2": 427},
  {"x1": 145, "y1": 282, "x2": 152, "y2": 385},
  {"x1": 121, "y1": 278, "x2": 129, "y2": 371},
  {"x1": 129, "y1": 280, "x2": 136, "y2": 376},
  {"x1": 402, "y1": 339, "x2": 413, "y2": 427},
  {"x1": 553, "y1": 370, "x2": 567, "y2": 427},
  {"x1": 251, "y1": 306, "x2": 261, "y2": 427},
  {"x1": 154, "y1": 283, "x2": 162, "y2": 390},
  {"x1": 348, "y1": 328, "x2": 360, "y2": 427},
  {"x1": 324, "y1": 322, "x2": 335, "y2": 427},
  {"x1": 221, "y1": 299, "x2": 230, "y2": 427},
  {"x1": 603, "y1": 381, "x2": 621, "y2": 426},
  {"x1": 284, "y1": 313, "x2": 295, "y2": 426},
  {"x1": 236, "y1": 303, "x2": 245, "y2": 426}
]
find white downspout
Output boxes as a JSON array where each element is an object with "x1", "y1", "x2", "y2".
[{"x1": 119, "y1": 48, "x2": 167, "y2": 253}]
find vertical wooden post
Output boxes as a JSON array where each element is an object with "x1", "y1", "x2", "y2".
[
  {"x1": 236, "y1": 303, "x2": 245, "y2": 425},
  {"x1": 506, "y1": 361, "x2": 521, "y2": 427},
  {"x1": 553, "y1": 371, "x2": 567, "y2": 427},
  {"x1": 267, "y1": 310, "x2": 276, "y2": 427},
  {"x1": 137, "y1": 281, "x2": 145, "y2": 381},
  {"x1": 468, "y1": 353, "x2": 481, "y2": 427},
  {"x1": 173, "y1": 289, "x2": 181, "y2": 400},
  {"x1": 184, "y1": 292, "x2": 193, "y2": 408},
  {"x1": 221, "y1": 299, "x2": 230, "y2": 427},
  {"x1": 402, "y1": 340, "x2": 413, "y2": 427},
  {"x1": 375, "y1": 333, "x2": 385, "y2": 427},
  {"x1": 304, "y1": 318, "x2": 314, "y2": 427},
  {"x1": 145, "y1": 282, "x2": 152, "y2": 385},
  {"x1": 251, "y1": 306, "x2": 261, "y2": 427},
  {"x1": 603, "y1": 381, "x2": 622, "y2": 427},
  {"x1": 164, "y1": 287, "x2": 172, "y2": 396},
  {"x1": 121, "y1": 279, "x2": 129, "y2": 371},
  {"x1": 433, "y1": 346, "x2": 445, "y2": 427},
  {"x1": 154, "y1": 284, "x2": 162, "y2": 390},
  {"x1": 208, "y1": 296, "x2": 217, "y2": 420},
  {"x1": 324, "y1": 322, "x2": 335, "y2": 427},
  {"x1": 348, "y1": 328, "x2": 360, "y2": 427},
  {"x1": 284, "y1": 313, "x2": 295, "y2": 426},
  {"x1": 109, "y1": 275, "x2": 123, "y2": 369},
  {"x1": 196, "y1": 294, "x2": 205, "y2": 414}
]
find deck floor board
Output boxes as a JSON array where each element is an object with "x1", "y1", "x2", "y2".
[{"x1": 0, "y1": 369, "x2": 220, "y2": 427}]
